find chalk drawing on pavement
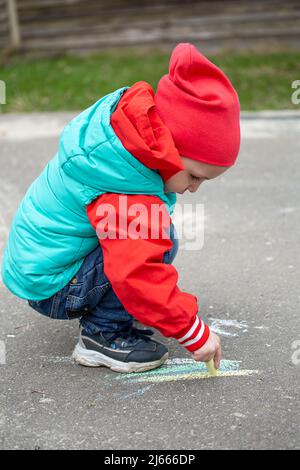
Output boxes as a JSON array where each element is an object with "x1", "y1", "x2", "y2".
[
  {"x1": 116, "y1": 358, "x2": 260, "y2": 384},
  {"x1": 209, "y1": 318, "x2": 249, "y2": 337}
]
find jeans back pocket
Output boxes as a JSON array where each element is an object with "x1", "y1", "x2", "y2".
[{"x1": 65, "y1": 257, "x2": 111, "y2": 318}]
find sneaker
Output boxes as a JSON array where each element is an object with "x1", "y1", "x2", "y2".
[{"x1": 72, "y1": 326, "x2": 168, "y2": 373}]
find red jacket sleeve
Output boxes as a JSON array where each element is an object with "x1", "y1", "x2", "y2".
[{"x1": 86, "y1": 193, "x2": 210, "y2": 352}]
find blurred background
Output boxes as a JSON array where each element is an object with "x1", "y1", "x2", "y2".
[{"x1": 0, "y1": 0, "x2": 300, "y2": 111}]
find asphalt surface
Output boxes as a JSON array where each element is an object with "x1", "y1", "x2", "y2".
[{"x1": 0, "y1": 111, "x2": 299, "y2": 450}]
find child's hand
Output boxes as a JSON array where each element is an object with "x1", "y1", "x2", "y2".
[{"x1": 192, "y1": 332, "x2": 222, "y2": 369}]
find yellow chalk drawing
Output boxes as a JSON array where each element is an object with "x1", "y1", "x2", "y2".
[
  {"x1": 116, "y1": 359, "x2": 260, "y2": 384},
  {"x1": 130, "y1": 369, "x2": 260, "y2": 384}
]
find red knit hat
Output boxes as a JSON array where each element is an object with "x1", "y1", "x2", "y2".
[{"x1": 155, "y1": 43, "x2": 241, "y2": 167}]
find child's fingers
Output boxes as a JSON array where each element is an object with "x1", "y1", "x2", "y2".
[{"x1": 214, "y1": 343, "x2": 222, "y2": 369}]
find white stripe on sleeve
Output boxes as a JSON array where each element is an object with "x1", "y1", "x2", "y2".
[
  {"x1": 181, "y1": 320, "x2": 205, "y2": 348},
  {"x1": 178, "y1": 316, "x2": 200, "y2": 343}
]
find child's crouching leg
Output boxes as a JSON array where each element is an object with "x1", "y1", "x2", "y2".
[
  {"x1": 27, "y1": 287, "x2": 70, "y2": 321},
  {"x1": 80, "y1": 287, "x2": 134, "y2": 336}
]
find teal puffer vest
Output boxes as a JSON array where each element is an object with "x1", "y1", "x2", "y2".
[{"x1": 2, "y1": 87, "x2": 176, "y2": 300}]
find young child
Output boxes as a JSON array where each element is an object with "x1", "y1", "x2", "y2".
[{"x1": 2, "y1": 43, "x2": 240, "y2": 373}]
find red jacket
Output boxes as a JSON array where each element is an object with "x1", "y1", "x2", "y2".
[{"x1": 86, "y1": 82, "x2": 210, "y2": 353}]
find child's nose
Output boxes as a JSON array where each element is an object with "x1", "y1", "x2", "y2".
[{"x1": 189, "y1": 180, "x2": 204, "y2": 193}]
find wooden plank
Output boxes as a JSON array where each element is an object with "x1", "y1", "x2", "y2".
[
  {"x1": 0, "y1": 35, "x2": 9, "y2": 48},
  {"x1": 17, "y1": 0, "x2": 300, "y2": 25},
  {"x1": 0, "y1": 22, "x2": 8, "y2": 33},
  {"x1": 17, "y1": 0, "x2": 195, "y2": 8},
  {"x1": 24, "y1": 24, "x2": 300, "y2": 50},
  {"x1": 16, "y1": 0, "x2": 300, "y2": 13},
  {"x1": 0, "y1": 2, "x2": 8, "y2": 21},
  {"x1": 20, "y1": 20, "x2": 300, "y2": 44},
  {"x1": 19, "y1": 9, "x2": 300, "y2": 40}
]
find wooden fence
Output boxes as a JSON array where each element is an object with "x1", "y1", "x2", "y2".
[
  {"x1": 0, "y1": 0, "x2": 9, "y2": 50},
  {"x1": 1, "y1": 0, "x2": 300, "y2": 54}
]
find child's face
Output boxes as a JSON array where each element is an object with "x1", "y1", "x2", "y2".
[{"x1": 164, "y1": 157, "x2": 229, "y2": 194}]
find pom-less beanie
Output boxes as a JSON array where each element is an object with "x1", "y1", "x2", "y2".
[{"x1": 155, "y1": 43, "x2": 241, "y2": 166}]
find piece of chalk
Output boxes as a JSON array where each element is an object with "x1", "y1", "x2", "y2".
[{"x1": 205, "y1": 359, "x2": 218, "y2": 377}]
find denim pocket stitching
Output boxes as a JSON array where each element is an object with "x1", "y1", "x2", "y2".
[
  {"x1": 67, "y1": 260, "x2": 105, "y2": 288},
  {"x1": 66, "y1": 282, "x2": 111, "y2": 311},
  {"x1": 82, "y1": 260, "x2": 105, "y2": 279}
]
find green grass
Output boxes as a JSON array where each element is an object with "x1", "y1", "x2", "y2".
[{"x1": 0, "y1": 48, "x2": 299, "y2": 112}]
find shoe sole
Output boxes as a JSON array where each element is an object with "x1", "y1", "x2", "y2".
[{"x1": 72, "y1": 343, "x2": 168, "y2": 373}]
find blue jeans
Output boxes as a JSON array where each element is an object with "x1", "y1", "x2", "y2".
[{"x1": 28, "y1": 224, "x2": 178, "y2": 335}]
